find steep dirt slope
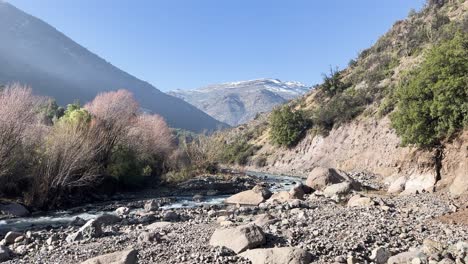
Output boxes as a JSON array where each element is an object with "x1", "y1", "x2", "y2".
[{"x1": 224, "y1": 0, "x2": 467, "y2": 196}]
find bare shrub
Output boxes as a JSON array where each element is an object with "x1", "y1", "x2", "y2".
[
  {"x1": 0, "y1": 84, "x2": 43, "y2": 194},
  {"x1": 85, "y1": 90, "x2": 139, "y2": 165},
  {"x1": 29, "y1": 107, "x2": 104, "y2": 207},
  {"x1": 128, "y1": 114, "x2": 174, "y2": 160}
]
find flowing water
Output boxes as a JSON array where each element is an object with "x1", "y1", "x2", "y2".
[{"x1": 0, "y1": 172, "x2": 303, "y2": 232}]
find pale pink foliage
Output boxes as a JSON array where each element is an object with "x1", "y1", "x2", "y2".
[
  {"x1": 85, "y1": 90, "x2": 140, "y2": 162},
  {"x1": 0, "y1": 84, "x2": 43, "y2": 177},
  {"x1": 128, "y1": 114, "x2": 174, "y2": 159}
]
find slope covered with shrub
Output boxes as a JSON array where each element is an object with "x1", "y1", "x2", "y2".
[{"x1": 210, "y1": 0, "x2": 468, "y2": 169}]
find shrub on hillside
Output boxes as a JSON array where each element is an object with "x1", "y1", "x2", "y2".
[
  {"x1": 391, "y1": 33, "x2": 468, "y2": 147},
  {"x1": 321, "y1": 67, "x2": 349, "y2": 96},
  {"x1": 269, "y1": 106, "x2": 309, "y2": 147},
  {"x1": 312, "y1": 89, "x2": 370, "y2": 133},
  {"x1": 218, "y1": 138, "x2": 259, "y2": 165}
]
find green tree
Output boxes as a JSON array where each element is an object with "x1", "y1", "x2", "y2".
[
  {"x1": 391, "y1": 33, "x2": 468, "y2": 147},
  {"x1": 269, "y1": 106, "x2": 309, "y2": 147}
]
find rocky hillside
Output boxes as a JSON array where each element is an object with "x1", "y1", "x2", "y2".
[
  {"x1": 0, "y1": 2, "x2": 226, "y2": 132},
  {"x1": 169, "y1": 79, "x2": 310, "y2": 126},
  {"x1": 217, "y1": 0, "x2": 468, "y2": 197}
]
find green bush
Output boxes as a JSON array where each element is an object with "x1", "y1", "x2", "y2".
[
  {"x1": 391, "y1": 33, "x2": 468, "y2": 147},
  {"x1": 219, "y1": 138, "x2": 259, "y2": 165},
  {"x1": 321, "y1": 67, "x2": 349, "y2": 96},
  {"x1": 107, "y1": 145, "x2": 145, "y2": 188},
  {"x1": 269, "y1": 106, "x2": 309, "y2": 147},
  {"x1": 312, "y1": 89, "x2": 370, "y2": 132}
]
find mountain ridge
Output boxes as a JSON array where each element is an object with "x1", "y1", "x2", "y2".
[
  {"x1": 169, "y1": 78, "x2": 310, "y2": 126},
  {"x1": 0, "y1": 1, "x2": 227, "y2": 132}
]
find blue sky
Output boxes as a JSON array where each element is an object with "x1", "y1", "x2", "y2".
[{"x1": 9, "y1": 0, "x2": 425, "y2": 91}]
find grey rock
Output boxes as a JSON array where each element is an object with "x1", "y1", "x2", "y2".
[
  {"x1": 323, "y1": 182, "x2": 352, "y2": 197},
  {"x1": 144, "y1": 200, "x2": 159, "y2": 212},
  {"x1": 225, "y1": 185, "x2": 272, "y2": 206},
  {"x1": 0, "y1": 245, "x2": 12, "y2": 262},
  {"x1": 4, "y1": 231, "x2": 22, "y2": 245},
  {"x1": 115, "y1": 207, "x2": 130, "y2": 216},
  {"x1": 239, "y1": 247, "x2": 313, "y2": 264},
  {"x1": 80, "y1": 249, "x2": 137, "y2": 264},
  {"x1": 370, "y1": 246, "x2": 392, "y2": 264},
  {"x1": 0, "y1": 202, "x2": 30, "y2": 217},
  {"x1": 66, "y1": 219, "x2": 102, "y2": 243},
  {"x1": 95, "y1": 214, "x2": 121, "y2": 225},
  {"x1": 162, "y1": 211, "x2": 179, "y2": 221},
  {"x1": 209, "y1": 224, "x2": 265, "y2": 253}
]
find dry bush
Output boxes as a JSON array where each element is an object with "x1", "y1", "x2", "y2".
[
  {"x1": 29, "y1": 113, "x2": 104, "y2": 207},
  {"x1": 128, "y1": 114, "x2": 174, "y2": 160},
  {"x1": 0, "y1": 84, "x2": 43, "y2": 194},
  {"x1": 85, "y1": 90, "x2": 140, "y2": 165}
]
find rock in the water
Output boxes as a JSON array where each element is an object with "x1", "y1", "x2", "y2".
[
  {"x1": 144, "y1": 200, "x2": 159, "y2": 212},
  {"x1": 323, "y1": 182, "x2": 352, "y2": 197},
  {"x1": 80, "y1": 249, "x2": 137, "y2": 264},
  {"x1": 66, "y1": 219, "x2": 102, "y2": 243},
  {"x1": 4, "y1": 231, "x2": 22, "y2": 245},
  {"x1": 209, "y1": 224, "x2": 265, "y2": 253},
  {"x1": 95, "y1": 214, "x2": 121, "y2": 225},
  {"x1": 193, "y1": 194, "x2": 204, "y2": 202},
  {"x1": 388, "y1": 176, "x2": 406, "y2": 194},
  {"x1": 239, "y1": 247, "x2": 313, "y2": 264},
  {"x1": 225, "y1": 185, "x2": 272, "y2": 206},
  {"x1": 305, "y1": 167, "x2": 344, "y2": 190},
  {"x1": 347, "y1": 194, "x2": 375, "y2": 207},
  {"x1": 370, "y1": 246, "x2": 391, "y2": 264},
  {"x1": 0, "y1": 245, "x2": 12, "y2": 262},
  {"x1": 0, "y1": 202, "x2": 30, "y2": 217},
  {"x1": 115, "y1": 207, "x2": 130, "y2": 216}
]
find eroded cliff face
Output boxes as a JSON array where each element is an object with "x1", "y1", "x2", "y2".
[{"x1": 248, "y1": 117, "x2": 467, "y2": 196}]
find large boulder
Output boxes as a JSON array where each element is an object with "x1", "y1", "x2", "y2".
[
  {"x1": 209, "y1": 224, "x2": 265, "y2": 253},
  {"x1": 347, "y1": 194, "x2": 375, "y2": 207},
  {"x1": 0, "y1": 202, "x2": 30, "y2": 217},
  {"x1": 144, "y1": 200, "x2": 159, "y2": 212},
  {"x1": 239, "y1": 247, "x2": 313, "y2": 264},
  {"x1": 387, "y1": 249, "x2": 424, "y2": 264},
  {"x1": 4, "y1": 231, "x2": 22, "y2": 245},
  {"x1": 323, "y1": 182, "x2": 352, "y2": 197},
  {"x1": 370, "y1": 246, "x2": 391, "y2": 264},
  {"x1": 66, "y1": 219, "x2": 102, "y2": 243},
  {"x1": 80, "y1": 249, "x2": 137, "y2": 264},
  {"x1": 387, "y1": 176, "x2": 407, "y2": 194},
  {"x1": 225, "y1": 185, "x2": 272, "y2": 206},
  {"x1": 95, "y1": 214, "x2": 121, "y2": 225},
  {"x1": 115, "y1": 207, "x2": 130, "y2": 216},
  {"x1": 305, "y1": 167, "x2": 344, "y2": 190},
  {"x1": 268, "y1": 191, "x2": 292, "y2": 203}
]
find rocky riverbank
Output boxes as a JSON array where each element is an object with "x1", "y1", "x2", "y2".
[{"x1": 0, "y1": 169, "x2": 467, "y2": 264}]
